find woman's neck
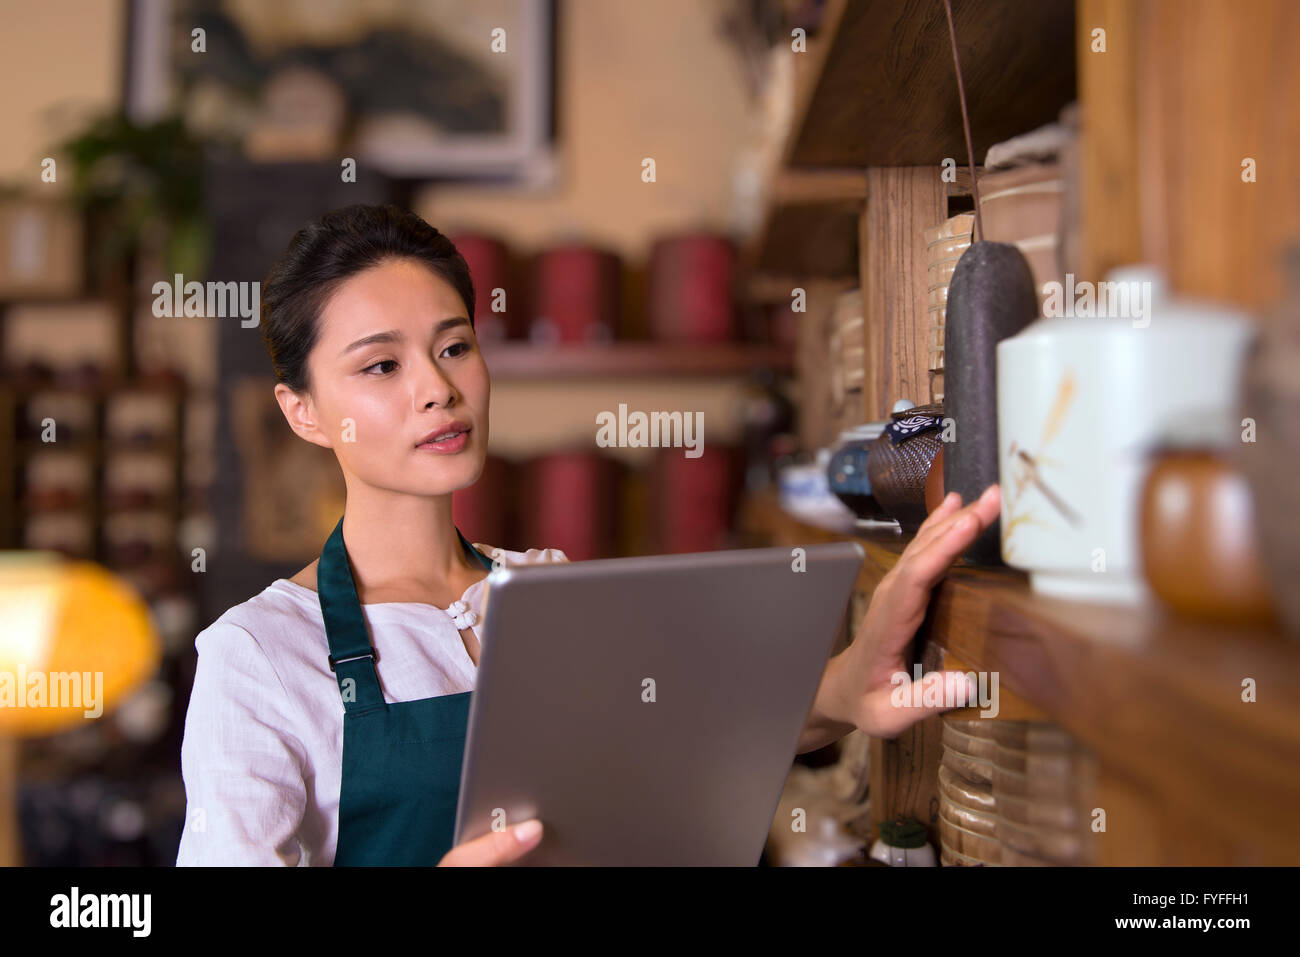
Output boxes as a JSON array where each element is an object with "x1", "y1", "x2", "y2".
[{"x1": 338, "y1": 485, "x2": 484, "y2": 607}]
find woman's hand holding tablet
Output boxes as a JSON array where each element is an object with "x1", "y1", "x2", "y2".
[{"x1": 438, "y1": 818, "x2": 544, "y2": 866}]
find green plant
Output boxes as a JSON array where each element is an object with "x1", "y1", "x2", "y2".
[{"x1": 57, "y1": 112, "x2": 208, "y2": 281}]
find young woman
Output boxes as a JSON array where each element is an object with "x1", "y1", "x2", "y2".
[{"x1": 175, "y1": 204, "x2": 1002, "y2": 867}]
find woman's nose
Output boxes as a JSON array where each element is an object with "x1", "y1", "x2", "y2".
[{"x1": 413, "y1": 354, "x2": 456, "y2": 410}]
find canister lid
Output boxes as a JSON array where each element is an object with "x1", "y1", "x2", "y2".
[{"x1": 880, "y1": 818, "x2": 929, "y2": 849}]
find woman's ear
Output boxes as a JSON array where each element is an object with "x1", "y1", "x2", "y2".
[{"x1": 274, "y1": 382, "x2": 333, "y2": 449}]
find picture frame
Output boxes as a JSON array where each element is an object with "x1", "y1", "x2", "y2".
[{"x1": 125, "y1": 0, "x2": 557, "y2": 185}]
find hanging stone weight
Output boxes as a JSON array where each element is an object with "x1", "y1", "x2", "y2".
[{"x1": 942, "y1": 241, "x2": 1039, "y2": 565}]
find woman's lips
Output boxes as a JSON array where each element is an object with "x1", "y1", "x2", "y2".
[{"x1": 415, "y1": 427, "x2": 470, "y2": 453}]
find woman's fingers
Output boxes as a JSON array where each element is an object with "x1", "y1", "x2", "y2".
[
  {"x1": 905, "y1": 484, "x2": 1001, "y2": 581},
  {"x1": 876, "y1": 485, "x2": 999, "y2": 623},
  {"x1": 911, "y1": 490, "x2": 964, "y2": 550},
  {"x1": 908, "y1": 482, "x2": 995, "y2": 554},
  {"x1": 861, "y1": 484, "x2": 1002, "y2": 639},
  {"x1": 858, "y1": 670, "x2": 980, "y2": 738},
  {"x1": 917, "y1": 483, "x2": 998, "y2": 548},
  {"x1": 438, "y1": 818, "x2": 544, "y2": 866}
]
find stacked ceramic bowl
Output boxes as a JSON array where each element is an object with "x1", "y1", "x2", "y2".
[
  {"x1": 937, "y1": 716, "x2": 1000, "y2": 866},
  {"x1": 923, "y1": 213, "x2": 974, "y2": 403},
  {"x1": 939, "y1": 717, "x2": 1088, "y2": 866},
  {"x1": 976, "y1": 162, "x2": 1064, "y2": 315}
]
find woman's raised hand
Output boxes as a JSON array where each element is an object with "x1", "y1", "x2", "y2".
[{"x1": 829, "y1": 483, "x2": 1002, "y2": 739}]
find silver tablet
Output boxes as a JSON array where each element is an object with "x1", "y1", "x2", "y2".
[{"x1": 453, "y1": 540, "x2": 865, "y2": 865}]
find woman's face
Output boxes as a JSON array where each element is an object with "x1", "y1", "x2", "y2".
[{"x1": 281, "y1": 256, "x2": 489, "y2": 497}]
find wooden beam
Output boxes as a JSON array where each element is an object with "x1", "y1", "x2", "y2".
[{"x1": 859, "y1": 168, "x2": 948, "y2": 421}]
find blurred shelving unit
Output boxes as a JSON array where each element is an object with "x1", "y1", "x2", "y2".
[
  {"x1": 480, "y1": 342, "x2": 795, "y2": 473},
  {"x1": 0, "y1": 220, "x2": 204, "y2": 864},
  {"x1": 480, "y1": 341, "x2": 792, "y2": 380},
  {"x1": 0, "y1": 375, "x2": 189, "y2": 562}
]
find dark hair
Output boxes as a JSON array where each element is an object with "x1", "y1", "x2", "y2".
[{"x1": 260, "y1": 204, "x2": 475, "y2": 393}]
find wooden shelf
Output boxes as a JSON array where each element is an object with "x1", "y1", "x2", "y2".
[
  {"x1": 740, "y1": 489, "x2": 1300, "y2": 862},
  {"x1": 751, "y1": 203, "x2": 863, "y2": 281},
  {"x1": 479, "y1": 342, "x2": 793, "y2": 379},
  {"x1": 766, "y1": 168, "x2": 868, "y2": 206},
  {"x1": 784, "y1": 0, "x2": 1076, "y2": 168},
  {"x1": 742, "y1": 168, "x2": 869, "y2": 279},
  {"x1": 17, "y1": 437, "x2": 180, "y2": 458},
  {"x1": 0, "y1": 376, "x2": 186, "y2": 398},
  {"x1": 742, "y1": 167, "x2": 981, "y2": 291}
]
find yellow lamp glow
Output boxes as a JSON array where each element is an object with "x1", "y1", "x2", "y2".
[{"x1": 0, "y1": 552, "x2": 162, "y2": 737}]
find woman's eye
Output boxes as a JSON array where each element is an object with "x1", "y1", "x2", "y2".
[
  {"x1": 442, "y1": 341, "x2": 471, "y2": 358},
  {"x1": 362, "y1": 360, "x2": 398, "y2": 375}
]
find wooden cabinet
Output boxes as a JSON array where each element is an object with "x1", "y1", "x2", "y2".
[{"x1": 742, "y1": 0, "x2": 1300, "y2": 865}]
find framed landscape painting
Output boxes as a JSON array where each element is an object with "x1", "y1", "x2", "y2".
[{"x1": 126, "y1": 0, "x2": 556, "y2": 184}]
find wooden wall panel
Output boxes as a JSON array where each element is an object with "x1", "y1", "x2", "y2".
[
  {"x1": 1139, "y1": 0, "x2": 1300, "y2": 314},
  {"x1": 1080, "y1": 0, "x2": 1300, "y2": 313},
  {"x1": 1077, "y1": 0, "x2": 1144, "y2": 282}
]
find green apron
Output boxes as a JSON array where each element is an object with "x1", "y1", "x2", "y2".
[{"x1": 317, "y1": 516, "x2": 495, "y2": 866}]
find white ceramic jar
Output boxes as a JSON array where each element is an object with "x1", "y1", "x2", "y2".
[
  {"x1": 995, "y1": 267, "x2": 1253, "y2": 603},
  {"x1": 868, "y1": 836, "x2": 938, "y2": 866}
]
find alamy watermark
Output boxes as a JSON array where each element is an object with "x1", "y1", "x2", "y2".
[
  {"x1": 152, "y1": 274, "x2": 259, "y2": 328},
  {"x1": 890, "y1": 664, "x2": 999, "y2": 718},
  {"x1": 50, "y1": 886, "x2": 150, "y2": 937},
  {"x1": 0, "y1": 666, "x2": 104, "y2": 718},
  {"x1": 595, "y1": 403, "x2": 703, "y2": 458},
  {"x1": 1041, "y1": 273, "x2": 1153, "y2": 327}
]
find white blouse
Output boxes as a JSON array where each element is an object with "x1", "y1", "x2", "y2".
[{"x1": 175, "y1": 543, "x2": 569, "y2": 866}]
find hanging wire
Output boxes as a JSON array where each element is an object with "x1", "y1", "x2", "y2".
[{"x1": 943, "y1": 0, "x2": 983, "y2": 242}]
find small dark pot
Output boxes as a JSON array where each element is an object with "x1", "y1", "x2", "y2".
[
  {"x1": 828, "y1": 437, "x2": 892, "y2": 521},
  {"x1": 867, "y1": 403, "x2": 945, "y2": 533}
]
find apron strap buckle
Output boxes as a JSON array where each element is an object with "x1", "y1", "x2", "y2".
[{"x1": 329, "y1": 648, "x2": 378, "y2": 672}]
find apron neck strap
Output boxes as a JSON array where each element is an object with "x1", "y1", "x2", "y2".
[
  {"x1": 318, "y1": 517, "x2": 386, "y2": 713},
  {"x1": 318, "y1": 517, "x2": 495, "y2": 713},
  {"x1": 456, "y1": 529, "x2": 496, "y2": 572}
]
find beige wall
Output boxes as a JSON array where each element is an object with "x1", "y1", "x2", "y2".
[
  {"x1": 0, "y1": 0, "x2": 753, "y2": 253},
  {"x1": 416, "y1": 0, "x2": 753, "y2": 258},
  {"x1": 0, "y1": 0, "x2": 124, "y2": 187}
]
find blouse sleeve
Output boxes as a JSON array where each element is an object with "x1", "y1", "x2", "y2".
[{"x1": 175, "y1": 620, "x2": 310, "y2": 866}]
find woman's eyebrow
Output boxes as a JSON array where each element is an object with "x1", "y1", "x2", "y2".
[
  {"x1": 340, "y1": 329, "x2": 401, "y2": 356},
  {"x1": 339, "y1": 318, "x2": 471, "y2": 357},
  {"x1": 434, "y1": 317, "x2": 472, "y2": 335}
]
